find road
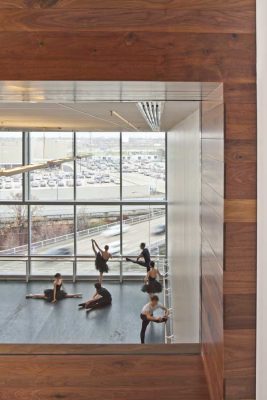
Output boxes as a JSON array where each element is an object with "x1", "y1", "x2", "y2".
[{"x1": 0, "y1": 216, "x2": 165, "y2": 275}]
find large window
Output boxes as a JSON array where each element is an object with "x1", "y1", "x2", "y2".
[
  {"x1": 0, "y1": 205, "x2": 28, "y2": 275},
  {"x1": 0, "y1": 132, "x2": 23, "y2": 201},
  {"x1": 76, "y1": 132, "x2": 120, "y2": 201},
  {"x1": 30, "y1": 132, "x2": 74, "y2": 201},
  {"x1": 122, "y1": 132, "x2": 165, "y2": 200},
  {"x1": 0, "y1": 131, "x2": 167, "y2": 279}
]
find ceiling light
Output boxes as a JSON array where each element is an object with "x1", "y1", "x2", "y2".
[
  {"x1": 137, "y1": 101, "x2": 164, "y2": 131},
  {"x1": 110, "y1": 110, "x2": 139, "y2": 131},
  {"x1": 0, "y1": 153, "x2": 92, "y2": 177}
]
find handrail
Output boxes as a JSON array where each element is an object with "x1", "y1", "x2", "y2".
[
  {"x1": 0, "y1": 254, "x2": 167, "y2": 261},
  {"x1": 0, "y1": 210, "x2": 164, "y2": 256},
  {"x1": 161, "y1": 258, "x2": 173, "y2": 344}
]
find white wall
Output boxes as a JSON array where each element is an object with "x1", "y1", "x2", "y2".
[
  {"x1": 257, "y1": 0, "x2": 267, "y2": 398},
  {"x1": 167, "y1": 109, "x2": 201, "y2": 343}
]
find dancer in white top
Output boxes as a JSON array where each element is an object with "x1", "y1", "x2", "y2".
[{"x1": 140, "y1": 295, "x2": 169, "y2": 343}]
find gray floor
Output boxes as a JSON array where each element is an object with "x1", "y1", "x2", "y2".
[{"x1": 0, "y1": 281, "x2": 165, "y2": 344}]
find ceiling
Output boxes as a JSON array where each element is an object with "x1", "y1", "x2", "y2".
[{"x1": 0, "y1": 101, "x2": 199, "y2": 132}]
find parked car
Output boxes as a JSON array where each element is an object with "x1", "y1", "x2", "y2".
[
  {"x1": 66, "y1": 179, "x2": 74, "y2": 187},
  {"x1": 48, "y1": 180, "x2": 56, "y2": 187},
  {"x1": 31, "y1": 181, "x2": 40, "y2": 188}
]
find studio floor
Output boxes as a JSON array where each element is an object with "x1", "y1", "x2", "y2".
[{"x1": 0, "y1": 281, "x2": 165, "y2": 344}]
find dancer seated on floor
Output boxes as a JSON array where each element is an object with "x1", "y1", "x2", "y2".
[
  {"x1": 126, "y1": 242, "x2": 151, "y2": 272},
  {"x1": 78, "y1": 282, "x2": 112, "y2": 311},
  {"x1": 140, "y1": 295, "x2": 169, "y2": 344},
  {"x1": 26, "y1": 273, "x2": 82, "y2": 303},
  {"x1": 141, "y1": 261, "x2": 163, "y2": 296}
]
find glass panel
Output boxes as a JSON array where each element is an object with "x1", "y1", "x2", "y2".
[
  {"x1": 122, "y1": 132, "x2": 165, "y2": 200},
  {"x1": 77, "y1": 260, "x2": 120, "y2": 276},
  {"x1": 29, "y1": 132, "x2": 74, "y2": 201},
  {"x1": 0, "y1": 260, "x2": 26, "y2": 275},
  {"x1": 0, "y1": 132, "x2": 23, "y2": 201},
  {"x1": 31, "y1": 261, "x2": 73, "y2": 276},
  {"x1": 31, "y1": 205, "x2": 74, "y2": 258},
  {"x1": 76, "y1": 205, "x2": 120, "y2": 255},
  {"x1": 76, "y1": 132, "x2": 120, "y2": 201},
  {"x1": 122, "y1": 205, "x2": 166, "y2": 275},
  {"x1": 0, "y1": 205, "x2": 28, "y2": 255}
]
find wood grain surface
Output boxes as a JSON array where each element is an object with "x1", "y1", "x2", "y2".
[
  {"x1": 0, "y1": 354, "x2": 209, "y2": 400},
  {"x1": 0, "y1": 0, "x2": 257, "y2": 398}
]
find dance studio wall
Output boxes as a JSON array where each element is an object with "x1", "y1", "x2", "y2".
[
  {"x1": 201, "y1": 86, "x2": 224, "y2": 400},
  {"x1": 167, "y1": 109, "x2": 201, "y2": 343}
]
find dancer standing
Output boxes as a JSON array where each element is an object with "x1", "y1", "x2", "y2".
[
  {"x1": 26, "y1": 273, "x2": 82, "y2": 303},
  {"x1": 140, "y1": 295, "x2": 169, "y2": 344},
  {"x1": 126, "y1": 242, "x2": 151, "y2": 272},
  {"x1": 92, "y1": 239, "x2": 112, "y2": 284},
  {"x1": 78, "y1": 283, "x2": 112, "y2": 311},
  {"x1": 141, "y1": 261, "x2": 162, "y2": 296}
]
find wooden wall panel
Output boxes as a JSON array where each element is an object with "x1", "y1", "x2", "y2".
[
  {"x1": 0, "y1": 9, "x2": 256, "y2": 33},
  {"x1": 226, "y1": 104, "x2": 257, "y2": 139},
  {"x1": 0, "y1": 1, "x2": 256, "y2": 399},
  {"x1": 224, "y1": 222, "x2": 256, "y2": 271},
  {"x1": 0, "y1": 32, "x2": 256, "y2": 82},
  {"x1": 0, "y1": 0, "x2": 256, "y2": 11},
  {"x1": 224, "y1": 88, "x2": 256, "y2": 400},
  {"x1": 0, "y1": 354, "x2": 210, "y2": 400}
]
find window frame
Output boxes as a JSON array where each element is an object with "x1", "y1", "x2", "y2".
[{"x1": 0, "y1": 131, "x2": 167, "y2": 281}]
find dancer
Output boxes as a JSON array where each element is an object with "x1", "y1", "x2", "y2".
[
  {"x1": 92, "y1": 239, "x2": 112, "y2": 284},
  {"x1": 126, "y1": 242, "x2": 151, "y2": 272},
  {"x1": 141, "y1": 261, "x2": 162, "y2": 296},
  {"x1": 78, "y1": 282, "x2": 112, "y2": 311},
  {"x1": 140, "y1": 295, "x2": 169, "y2": 344},
  {"x1": 26, "y1": 273, "x2": 82, "y2": 303}
]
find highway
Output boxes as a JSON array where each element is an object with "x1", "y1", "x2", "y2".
[{"x1": 0, "y1": 216, "x2": 165, "y2": 275}]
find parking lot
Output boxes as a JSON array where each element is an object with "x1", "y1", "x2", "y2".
[{"x1": 0, "y1": 156, "x2": 165, "y2": 200}]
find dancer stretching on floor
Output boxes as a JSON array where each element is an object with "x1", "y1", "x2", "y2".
[
  {"x1": 92, "y1": 239, "x2": 112, "y2": 284},
  {"x1": 141, "y1": 261, "x2": 163, "y2": 296},
  {"x1": 78, "y1": 282, "x2": 112, "y2": 311},
  {"x1": 126, "y1": 242, "x2": 151, "y2": 272},
  {"x1": 26, "y1": 273, "x2": 82, "y2": 303},
  {"x1": 140, "y1": 295, "x2": 169, "y2": 344}
]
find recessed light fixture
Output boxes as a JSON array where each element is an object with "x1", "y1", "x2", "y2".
[{"x1": 137, "y1": 101, "x2": 164, "y2": 131}]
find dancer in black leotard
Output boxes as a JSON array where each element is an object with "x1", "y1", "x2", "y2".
[
  {"x1": 78, "y1": 282, "x2": 112, "y2": 311},
  {"x1": 126, "y1": 242, "x2": 151, "y2": 272},
  {"x1": 26, "y1": 273, "x2": 82, "y2": 303},
  {"x1": 141, "y1": 261, "x2": 162, "y2": 296},
  {"x1": 92, "y1": 239, "x2": 112, "y2": 284}
]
